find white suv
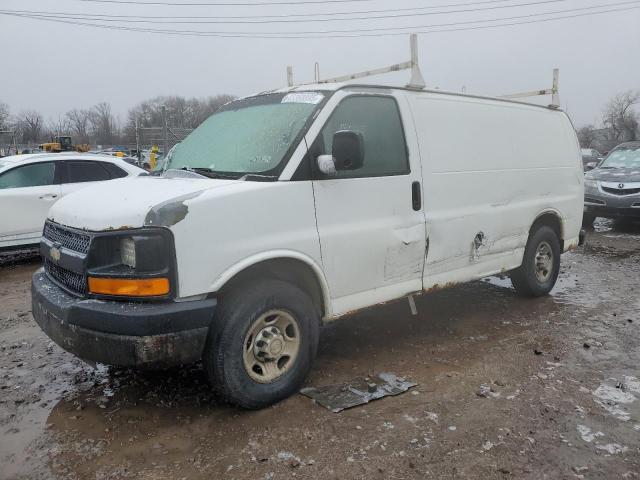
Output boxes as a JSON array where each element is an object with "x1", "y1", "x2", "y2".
[
  {"x1": 31, "y1": 84, "x2": 583, "y2": 408},
  {"x1": 0, "y1": 153, "x2": 145, "y2": 250}
]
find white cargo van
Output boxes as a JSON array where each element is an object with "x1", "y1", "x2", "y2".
[{"x1": 32, "y1": 83, "x2": 583, "y2": 408}]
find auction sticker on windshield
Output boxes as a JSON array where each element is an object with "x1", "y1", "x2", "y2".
[{"x1": 281, "y1": 92, "x2": 324, "y2": 105}]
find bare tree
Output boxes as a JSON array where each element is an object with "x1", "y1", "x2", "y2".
[
  {"x1": 0, "y1": 102, "x2": 9, "y2": 130},
  {"x1": 66, "y1": 109, "x2": 92, "y2": 144},
  {"x1": 89, "y1": 102, "x2": 117, "y2": 145},
  {"x1": 577, "y1": 125, "x2": 598, "y2": 148},
  {"x1": 191, "y1": 94, "x2": 236, "y2": 126},
  {"x1": 47, "y1": 115, "x2": 71, "y2": 138},
  {"x1": 124, "y1": 94, "x2": 236, "y2": 143},
  {"x1": 602, "y1": 90, "x2": 639, "y2": 147},
  {"x1": 15, "y1": 110, "x2": 44, "y2": 144}
]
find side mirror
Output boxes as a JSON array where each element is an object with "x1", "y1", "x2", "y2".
[
  {"x1": 317, "y1": 154, "x2": 337, "y2": 176},
  {"x1": 585, "y1": 161, "x2": 597, "y2": 171},
  {"x1": 332, "y1": 130, "x2": 364, "y2": 171}
]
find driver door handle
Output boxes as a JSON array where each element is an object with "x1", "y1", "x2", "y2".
[{"x1": 39, "y1": 193, "x2": 58, "y2": 200}]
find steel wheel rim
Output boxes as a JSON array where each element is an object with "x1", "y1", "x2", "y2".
[
  {"x1": 242, "y1": 309, "x2": 300, "y2": 384},
  {"x1": 534, "y1": 241, "x2": 553, "y2": 283}
]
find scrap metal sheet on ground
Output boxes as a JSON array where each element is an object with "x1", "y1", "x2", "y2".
[{"x1": 300, "y1": 372, "x2": 417, "y2": 413}]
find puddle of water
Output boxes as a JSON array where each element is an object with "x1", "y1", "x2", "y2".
[
  {"x1": 592, "y1": 376, "x2": 640, "y2": 422},
  {"x1": 483, "y1": 266, "x2": 580, "y2": 306},
  {"x1": 0, "y1": 357, "x2": 105, "y2": 479}
]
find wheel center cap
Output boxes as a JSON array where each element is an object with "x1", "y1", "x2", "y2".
[
  {"x1": 269, "y1": 339, "x2": 283, "y2": 355},
  {"x1": 253, "y1": 326, "x2": 285, "y2": 362}
]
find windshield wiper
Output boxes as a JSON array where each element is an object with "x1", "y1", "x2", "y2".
[
  {"x1": 180, "y1": 167, "x2": 238, "y2": 180},
  {"x1": 240, "y1": 173, "x2": 278, "y2": 182}
]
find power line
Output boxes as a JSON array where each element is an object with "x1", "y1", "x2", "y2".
[
  {"x1": 74, "y1": 0, "x2": 378, "y2": 6},
  {"x1": 3, "y1": 1, "x2": 638, "y2": 35},
  {"x1": 1, "y1": 0, "x2": 579, "y2": 24},
  {"x1": 1, "y1": 4, "x2": 637, "y2": 38},
  {"x1": 1, "y1": 0, "x2": 572, "y2": 22}
]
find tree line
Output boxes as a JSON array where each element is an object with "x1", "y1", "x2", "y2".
[
  {"x1": 577, "y1": 90, "x2": 639, "y2": 153},
  {"x1": 0, "y1": 94, "x2": 235, "y2": 147},
  {"x1": 2, "y1": 90, "x2": 637, "y2": 152}
]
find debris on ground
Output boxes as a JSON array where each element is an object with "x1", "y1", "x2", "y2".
[{"x1": 300, "y1": 372, "x2": 417, "y2": 412}]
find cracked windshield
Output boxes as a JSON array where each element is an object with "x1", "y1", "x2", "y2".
[{"x1": 164, "y1": 92, "x2": 324, "y2": 176}]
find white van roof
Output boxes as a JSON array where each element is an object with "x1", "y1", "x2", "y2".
[{"x1": 255, "y1": 82, "x2": 562, "y2": 112}]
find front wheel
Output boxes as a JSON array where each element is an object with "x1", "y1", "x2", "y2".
[
  {"x1": 510, "y1": 226, "x2": 561, "y2": 297},
  {"x1": 203, "y1": 279, "x2": 319, "y2": 409}
]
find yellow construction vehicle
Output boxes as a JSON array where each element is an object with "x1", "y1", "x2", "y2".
[{"x1": 39, "y1": 136, "x2": 90, "y2": 153}]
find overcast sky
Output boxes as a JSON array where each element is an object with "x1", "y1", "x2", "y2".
[{"x1": 1, "y1": 0, "x2": 639, "y2": 128}]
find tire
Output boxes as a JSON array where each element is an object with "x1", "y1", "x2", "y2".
[
  {"x1": 582, "y1": 213, "x2": 596, "y2": 229},
  {"x1": 203, "y1": 279, "x2": 319, "y2": 409},
  {"x1": 510, "y1": 225, "x2": 561, "y2": 297}
]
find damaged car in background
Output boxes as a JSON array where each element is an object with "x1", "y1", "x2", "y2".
[
  {"x1": 583, "y1": 141, "x2": 640, "y2": 227},
  {"x1": 31, "y1": 84, "x2": 583, "y2": 409}
]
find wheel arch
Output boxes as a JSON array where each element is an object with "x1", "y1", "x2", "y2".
[
  {"x1": 210, "y1": 251, "x2": 331, "y2": 319},
  {"x1": 529, "y1": 209, "x2": 565, "y2": 250}
]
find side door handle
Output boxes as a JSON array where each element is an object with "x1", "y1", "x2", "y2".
[
  {"x1": 411, "y1": 181, "x2": 421, "y2": 211},
  {"x1": 39, "y1": 193, "x2": 58, "y2": 200}
]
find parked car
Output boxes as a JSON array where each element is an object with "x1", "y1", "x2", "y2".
[
  {"x1": 583, "y1": 141, "x2": 640, "y2": 226},
  {"x1": 31, "y1": 84, "x2": 583, "y2": 409},
  {"x1": 581, "y1": 148, "x2": 603, "y2": 171},
  {"x1": 0, "y1": 153, "x2": 145, "y2": 250}
]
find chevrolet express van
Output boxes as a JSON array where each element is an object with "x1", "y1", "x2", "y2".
[{"x1": 32, "y1": 84, "x2": 584, "y2": 408}]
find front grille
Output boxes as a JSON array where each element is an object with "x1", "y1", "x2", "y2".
[
  {"x1": 43, "y1": 221, "x2": 91, "y2": 254},
  {"x1": 602, "y1": 186, "x2": 640, "y2": 196},
  {"x1": 44, "y1": 259, "x2": 87, "y2": 295}
]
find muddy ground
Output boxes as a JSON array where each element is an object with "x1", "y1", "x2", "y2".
[{"x1": 1, "y1": 221, "x2": 639, "y2": 480}]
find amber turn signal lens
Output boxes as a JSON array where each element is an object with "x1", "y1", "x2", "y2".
[{"x1": 88, "y1": 277, "x2": 170, "y2": 297}]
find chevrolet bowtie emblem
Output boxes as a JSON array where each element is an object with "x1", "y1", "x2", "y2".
[{"x1": 50, "y1": 246, "x2": 61, "y2": 262}]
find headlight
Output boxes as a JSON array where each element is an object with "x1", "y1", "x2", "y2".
[
  {"x1": 584, "y1": 179, "x2": 598, "y2": 189},
  {"x1": 120, "y1": 237, "x2": 136, "y2": 268},
  {"x1": 87, "y1": 229, "x2": 175, "y2": 299}
]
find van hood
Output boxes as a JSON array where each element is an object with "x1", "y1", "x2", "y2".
[
  {"x1": 586, "y1": 167, "x2": 640, "y2": 183},
  {"x1": 48, "y1": 175, "x2": 243, "y2": 231}
]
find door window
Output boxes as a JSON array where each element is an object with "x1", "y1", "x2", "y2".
[
  {"x1": 316, "y1": 95, "x2": 409, "y2": 179},
  {"x1": 64, "y1": 161, "x2": 111, "y2": 183},
  {"x1": 101, "y1": 162, "x2": 128, "y2": 179},
  {"x1": 0, "y1": 162, "x2": 56, "y2": 189}
]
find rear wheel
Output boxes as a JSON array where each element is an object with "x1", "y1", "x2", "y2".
[
  {"x1": 510, "y1": 226, "x2": 561, "y2": 297},
  {"x1": 203, "y1": 279, "x2": 319, "y2": 409}
]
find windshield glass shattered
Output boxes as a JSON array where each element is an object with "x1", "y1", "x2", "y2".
[
  {"x1": 165, "y1": 92, "x2": 324, "y2": 176},
  {"x1": 600, "y1": 146, "x2": 640, "y2": 168}
]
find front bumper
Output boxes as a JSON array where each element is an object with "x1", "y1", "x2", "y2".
[
  {"x1": 584, "y1": 204, "x2": 640, "y2": 218},
  {"x1": 31, "y1": 269, "x2": 216, "y2": 367},
  {"x1": 584, "y1": 184, "x2": 640, "y2": 218}
]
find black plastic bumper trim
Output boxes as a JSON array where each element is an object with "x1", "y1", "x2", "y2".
[{"x1": 31, "y1": 269, "x2": 216, "y2": 367}]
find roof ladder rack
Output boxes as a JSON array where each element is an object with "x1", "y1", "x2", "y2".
[
  {"x1": 499, "y1": 68, "x2": 560, "y2": 108},
  {"x1": 286, "y1": 34, "x2": 426, "y2": 90}
]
